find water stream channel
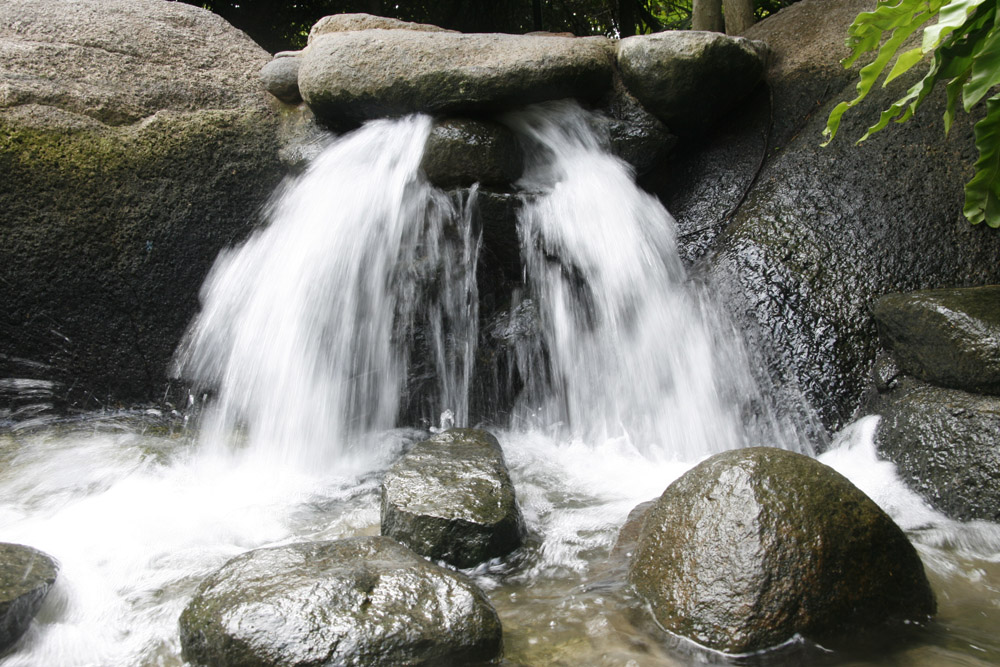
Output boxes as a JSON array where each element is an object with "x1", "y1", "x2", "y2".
[{"x1": 1, "y1": 104, "x2": 998, "y2": 666}]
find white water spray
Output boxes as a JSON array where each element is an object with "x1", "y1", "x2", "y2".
[
  {"x1": 173, "y1": 116, "x2": 479, "y2": 471},
  {"x1": 506, "y1": 103, "x2": 803, "y2": 459}
]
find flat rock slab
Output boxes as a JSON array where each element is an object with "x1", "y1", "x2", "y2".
[
  {"x1": 381, "y1": 428, "x2": 525, "y2": 568},
  {"x1": 629, "y1": 447, "x2": 935, "y2": 654},
  {"x1": 876, "y1": 377, "x2": 1000, "y2": 522},
  {"x1": 617, "y1": 31, "x2": 767, "y2": 135},
  {"x1": 298, "y1": 30, "x2": 614, "y2": 129},
  {"x1": 874, "y1": 286, "x2": 1000, "y2": 395},
  {"x1": 0, "y1": 542, "x2": 59, "y2": 652},
  {"x1": 179, "y1": 537, "x2": 503, "y2": 667}
]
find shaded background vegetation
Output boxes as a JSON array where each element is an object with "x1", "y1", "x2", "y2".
[{"x1": 174, "y1": 0, "x2": 802, "y2": 53}]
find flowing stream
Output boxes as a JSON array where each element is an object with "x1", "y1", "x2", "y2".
[{"x1": 1, "y1": 105, "x2": 998, "y2": 666}]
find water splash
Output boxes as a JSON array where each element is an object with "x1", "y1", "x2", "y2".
[
  {"x1": 173, "y1": 116, "x2": 478, "y2": 471},
  {"x1": 505, "y1": 102, "x2": 805, "y2": 460}
]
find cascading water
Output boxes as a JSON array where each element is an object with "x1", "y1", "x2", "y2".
[
  {"x1": 2, "y1": 105, "x2": 999, "y2": 667},
  {"x1": 505, "y1": 103, "x2": 803, "y2": 460},
  {"x1": 173, "y1": 115, "x2": 479, "y2": 470}
]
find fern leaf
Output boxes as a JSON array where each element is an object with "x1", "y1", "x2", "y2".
[{"x1": 963, "y1": 94, "x2": 1000, "y2": 226}]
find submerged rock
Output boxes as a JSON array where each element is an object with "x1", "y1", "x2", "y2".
[
  {"x1": 420, "y1": 118, "x2": 523, "y2": 189},
  {"x1": 874, "y1": 286, "x2": 1000, "y2": 395},
  {"x1": 298, "y1": 29, "x2": 614, "y2": 130},
  {"x1": 0, "y1": 543, "x2": 59, "y2": 652},
  {"x1": 179, "y1": 537, "x2": 503, "y2": 667},
  {"x1": 617, "y1": 31, "x2": 767, "y2": 136},
  {"x1": 875, "y1": 377, "x2": 1000, "y2": 522},
  {"x1": 629, "y1": 447, "x2": 935, "y2": 654},
  {"x1": 381, "y1": 428, "x2": 525, "y2": 568}
]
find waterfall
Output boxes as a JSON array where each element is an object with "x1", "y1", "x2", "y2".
[
  {"x1": 505, "y1": 102, "x2": 801, "y2": 460},
  {"x1": 173, "y1": 116, "x2": 479, "y2": 470},
  {"x1": 174, "y1": 103, "x2": 803, "y2": 471}
]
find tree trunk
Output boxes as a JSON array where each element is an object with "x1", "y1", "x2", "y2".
[
  {"x1": 618, "y1": 0, "x2": 638, "y2": 36},
  {"x1": 723, "y1": 0, "x2": 755, "y2": 34},
  {"x1": 691, "y1": 0, "x2": 724, "y2": 32}
]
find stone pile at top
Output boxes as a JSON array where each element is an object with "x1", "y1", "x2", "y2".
[{"x1": 262, "y1": 13, "x2": 768, "y2": 136}]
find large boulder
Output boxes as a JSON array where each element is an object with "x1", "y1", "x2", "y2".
[
  {"x1": 179, "y1": 537, "x2": 503, "y2": 667},
  {"x1": 629, "y1": 447, "x2": 935, "y2": 654},
  {"x1": 874, "y1": 286, "x2": 1000, "y2": 395},
  {"x1": 678, "y1": 0, "x2": 1000, "y2": 431},
  {"x1": 0, "y1": 0, "x2": 289, "y2": 410},
  {"x1": 875, "y1": 377, "x2": 1000, "y2": 522},
  {"x1": 381, "y1": 428, "x2": 525, "y2": 568},
  {"x1": 298, "y1": 28, "x2": 614, "y2": 130},
  {"x1": 617, "y1": 31, "x2": 768, "y2": 136},
  {"x1": 0, "y1": 543, "x2": 59, "y2": 652}
]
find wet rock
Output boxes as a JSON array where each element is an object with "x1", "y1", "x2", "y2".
[
  {"x1": 259, "y1": 54, "x2": 302, "y2": 105},
  {"x1": 0, "y1": 543, "x2": 59, "y2": 652},
  {"x1": 874, "y1": 286, "x2": 1000, "y2": 395},
  {"x1": 875, "y1": 377, "x2": 1000, "y2": 522},
  {"x1": 381, "y1": 428, "x2": 525, "y2": 568},
  {"x1": 421, "y1": 119, "x2": 523, "y2": 189},
  {"x1": 610, "y1": 500, "x2": 654, "y2": 562},
  {"x1": 629, "y1": 447, "x2": 935, "y2": 654},
  {"x1": 298, "y1": 29, "x2": 614, "y2": 130},
  {"x1": 475, "y1": 189, "x2": 523, "y2": 284},
  {"x1": 0, "y1": 0, "x2": 289, "y2": 410},
  {"x1": 179, "y1": 536, "x2": 503, "y2": 667},
  {"x1": 600, "y1": 82, "x2": 677, "y2": 175},
  {"x1": 695, "y1": 0, "x2": 1000, "y2": 432},
  {"x1": 617, "y1": 31, "x2": 767, "y2": 136}
]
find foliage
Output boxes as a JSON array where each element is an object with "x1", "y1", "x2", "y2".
[
  {"x1": 179, "y1": 0, "x2": 801, "y2": 52},
  {"x1": 822, "y1": 0, "x2": 1000, "y2": 227}
]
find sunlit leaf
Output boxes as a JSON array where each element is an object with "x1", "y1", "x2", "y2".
[
  {"x1": 964, "y1": 17, "x2": 1000, "y2": 108},
  {"x1": 924, "y1": 0, "x2": 991, "y2": 50},
  {"x1": 885, "y1": 46, "x2": 928, "y2": 85}
]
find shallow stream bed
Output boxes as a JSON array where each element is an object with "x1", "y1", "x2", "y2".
[{"x1": 1, "y1": 414, "x2": 997, "y2": 666}]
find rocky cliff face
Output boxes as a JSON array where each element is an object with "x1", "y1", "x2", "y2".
[
  {"x1": 0, "y1": 0, "x2": 291, "y2": 413},
  {"x1": 657, "y1": 0, "x2": 1000, "y2": 434}
]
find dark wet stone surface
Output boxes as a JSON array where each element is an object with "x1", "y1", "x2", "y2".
[
  {"x1": 875, "y1": 377, "x2": 1000, "y2": 522},
  {"x1": 179, "y1": 536, "x2": 503, "y2": 667},
  {"x1": 381, "y1": 428, "x2": 525, "y2": 568},
  {"x1": 0, "y1": 543, "x2": 58, "y2": 653},
  {"x1": 874, "y1": 286, "x2": 1000, "y2": 396},
  {"x1": 629, "y1": 447, "x2": 935, "y2": 654}
]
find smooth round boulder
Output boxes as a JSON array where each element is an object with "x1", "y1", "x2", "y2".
[
  {"x1": 420, "y1": 118, "x2": 523, "y2": 188},
  {"x1": 179, "y1": 537, "x2": 503, "y2": 667},
  {"x1": 381, "y1": 428, "x2": 525, "y2": 568},
  {"x1": 260, "y1": 55, "x2": 302, "y2": 105},
  {"x1": 875, "y1": 377, "x2": 1000, "y2": 522},
  {"x1": 298, "y1": 29, "x2": 614, "y2": 130},
  {"x1": 874, "y1": 286, "x2": 1000, "y2": 395},
  {"x1": 617, "y1": 31, "x2": 767, "y2": 135},
  {"x1": 629, "y1": 447, "x2": 935, "y2": 654},
  {"x1": 0, "y1": 543, "x2": 59, "y2": 652}
]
